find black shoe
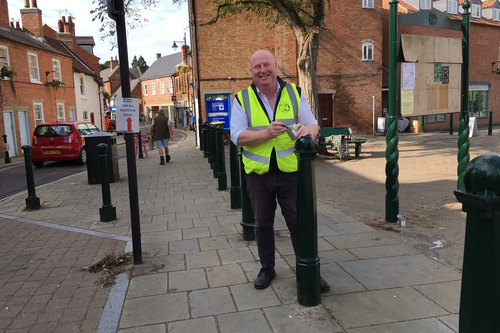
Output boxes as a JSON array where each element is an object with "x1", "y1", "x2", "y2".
[
  {"x1": 320, "y1": 277, "x2": 330, "y2": 293},
  {"x1": 160, "y1": 156, "x2": 165, "y2": 165},
  {"x1": 166, "y1": 155, "x2": 171, "y2": 163},
  {"x1": 254, "y1": 267, "x2": 276, "y2": 290}
]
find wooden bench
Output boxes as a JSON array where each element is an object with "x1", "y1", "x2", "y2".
[{"x1": 317, "y1": 127, "x2": 366, "y2": 160}]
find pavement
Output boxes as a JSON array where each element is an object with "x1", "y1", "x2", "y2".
[{"x1": 0, "y1": 128, "x2": 465, "y2": 332}]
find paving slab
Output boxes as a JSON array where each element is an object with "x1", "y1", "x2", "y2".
[
  {"x1": 347, "y1": 317, "x2": 456, "y2": 333},
  {"x1": 414, "y1": 280, "x2": 461, "y2": 314},
  {"x1": 189, "y1": 287, "x2": 236, "y2": 318},
  {"x1": 168, "y1": 317, "x2": 218, "y2": 333},
  {"x1": 230, "y1": 283, "x2": 281, "y2": 311},
  {"x1": 218, "y1": 309, "x2": 273, "y2": 333}
]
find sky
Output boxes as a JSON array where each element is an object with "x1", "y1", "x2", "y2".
[{"x1": 7, "y1": 0, "x2": 191, "y2": 67}]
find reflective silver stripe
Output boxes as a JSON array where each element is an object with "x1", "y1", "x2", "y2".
[
  {"x1": 248, "y1": 126, "x2": 268, "y2": 131},
  {"x1": 285, "y1": 84, "x2": 299, "y2": 120},
  {"x1": 242, "y1": 149, "x2": 269, "y2": 164},
  {"x1": 281, "y1": 119, "x2": 295, "y2": 126},
  {"x1": 241, "y1": 89, "x2": 252, "y2": 126},
  {"x1": 277, "y1": 147, "x2": 296, "y2": 158}
]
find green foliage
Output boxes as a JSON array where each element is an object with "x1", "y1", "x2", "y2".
[
  {"x1": 131, "y1": 55, "x2": 149, "y2": 73},
  {"x1": 100, "y1": 61, "x2": 110, "y2": 70},
  {"x1": 48, "y1": 79, "x2": 66, "y2": 90},
  {"x1": 91, "y1": 0, "x2": 185, "y2": 48},
  {"x1": 103, "y1": 91, "x2": 111, "y2": 102},
  {"x1": 176, "y1": 63, "x2": 190, "y2": 73},
  {"x1": 1, "y1": 66, "x2": 18, "y2": 96}
]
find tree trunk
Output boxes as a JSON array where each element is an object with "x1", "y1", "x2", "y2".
[{"x1": 295, "y1": 28, "x2": 322, "y2": 127}]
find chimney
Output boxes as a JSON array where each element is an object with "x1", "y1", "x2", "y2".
[
  {"x1": 110, "y1": 56, "x2": 119, "y2": 70},
  {"x1": 67, "y1": 16, "x2": 75, "y2": 36},
  {"x1": 57, "y1": 19, "x2": 63, "y2": 32},
  {"x1": 24, "y1": 0, "x2": 29, "y2": 8},
  {"x1": 156, "y1": 53, "x2": 161, "y2": 59},
  {"x1": 15, "y1": 21, "x2": 20, "y2": 29},
  {"x1": 181, "y1": 45, "x2": 190, "y2": 63},
  {"x1": 55, "y1": 16, "x2": 74, "y2": 49},
  {"x1": 0, "y1": 0, "x2": 10, "y2": 29},
  {"x1": 20, "y1": 0, "x2": 43, "y2": 37}
]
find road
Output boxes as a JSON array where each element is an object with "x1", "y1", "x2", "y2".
[{"x1": 0, "y1": 145, "x2": 127, "y2": 201}]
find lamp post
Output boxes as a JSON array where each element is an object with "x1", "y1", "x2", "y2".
[{"x1": 172, "y1": 33, "x2": 196, "y2": 144}]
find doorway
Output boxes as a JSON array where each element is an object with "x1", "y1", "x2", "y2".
[
  {"x1": 18, "y1": 110, "x2": 30, "y2": 148},
  {"x1": 318, "y1": 93, "x2": 333, "y2": 128},
  {"x1": 3, "y1": 110, "x2": 17, "y2": 156}
]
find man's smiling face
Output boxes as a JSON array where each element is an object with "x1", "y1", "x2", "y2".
[{"x1": 250, "y1": 50, "x2": 277, "y2": 91}]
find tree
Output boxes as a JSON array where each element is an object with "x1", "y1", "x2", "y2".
[
  {"x1": 205, "y1": 0, "x2": 328, "y2": 121},
  {"x1": 131, "y1": 55, "x2": 149, "y2": 73},
  {"x1": 99, "y1": 61, "x2": 110, "y2": 70}
]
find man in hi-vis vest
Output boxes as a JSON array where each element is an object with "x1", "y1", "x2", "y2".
[{"x1": 230, "y1": 50, "x2": 329, "y2": 293}]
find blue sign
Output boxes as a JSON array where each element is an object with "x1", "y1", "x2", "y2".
[
  {"x1": 108, "y1": 106, "x2": 116, "y2": 112},
  {"x1": 205, "y1": 94, "x2": 230, "y2": 130}
]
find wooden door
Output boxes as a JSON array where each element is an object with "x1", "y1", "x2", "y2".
[{"x1": 318, "y1": 94, "x2": 333, "y2": 128}]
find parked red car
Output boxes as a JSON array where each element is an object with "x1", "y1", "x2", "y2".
[{"x1": 31, "y1": 121, "x2": 101, "y2": 167}]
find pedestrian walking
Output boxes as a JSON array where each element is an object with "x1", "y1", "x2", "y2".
[{"x1": 151, "y1": 109, "x2": 173, "y2": 165}]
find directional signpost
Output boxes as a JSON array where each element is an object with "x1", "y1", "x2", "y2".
[{"x1": 116, "y1": 97, "x2": 140, "y2": 133}]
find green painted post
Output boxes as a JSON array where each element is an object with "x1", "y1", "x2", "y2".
[
  {"x1": 208, "y1": 124, "x2": 214, "y2": 167},
  {"x1": 420, "y1": 116, "x2": 425, "y2": 133},
  {"x1": 22, "y1": 145, "x2": 40, "y2": 210},
  {"x1": 202, "y1": 122, "x2": 209, "y2": 158},
  {"x1": 458, "y1": 1, "x2": 471, "y2": 190},
  {"x1": 230, "y1": 140, "x2": 241, "y2": 209},
  {"x1": 454, "y1": 154, "x2": 500, "y2": 333},
  {"x1": 449, "y1": 113, "x2": 453, "y2": 135},
  {"x1": 216, "y1": 126, "x2": 227, "y2": 190},
  {"x1": 212, "y1": 125, "x2": 219, "y2": 178},
  {"x1": 488, "y1": 111, "x2": 493, "y2": 136},
  {"x1": 385, "y1": 0, "x2": 399, "y2": 223},
  {"x1": 239, "y1": 148, "x2": 255, "y2": 241},
  {"x1": 295, "y1": 136, "x2": 320, "y2": 306},
  {"x1": 97, "y1": 143, "x2": 117, "y2": 222}
]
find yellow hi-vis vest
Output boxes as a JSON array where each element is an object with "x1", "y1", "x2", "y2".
[{"x1": 238, "y1": 83, "x2": 300, "y2": 175}]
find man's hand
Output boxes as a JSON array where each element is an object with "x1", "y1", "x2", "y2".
[
  {"x1": 294, "y1": 123, "x2": 311, "y2": 139},
  {"x1": 267, "y1": 121, "x2": 287, "y2": 139}
]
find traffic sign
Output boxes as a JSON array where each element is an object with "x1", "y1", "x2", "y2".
[{"x1": 116, "y1": 97, "x2": 139, "y2": 133}]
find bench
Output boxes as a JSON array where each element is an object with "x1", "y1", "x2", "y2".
[{"x1": 317, "y1": 127, "x2": 366, "y2": 160}]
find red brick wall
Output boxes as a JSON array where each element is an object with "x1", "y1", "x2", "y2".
[
  {"x1": 20, "y1": 9, "x2": 43, "y2": 37},
  {"x1": 0, "y1": 39, "x2": 76, "y2": 153},
  {"x1": 0, "y1": 0, "x2": 9, "y2": 29}
]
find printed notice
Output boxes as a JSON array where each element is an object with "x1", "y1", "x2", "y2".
[
  {"x1": 402, "y1": 63, "x2": 416, "y2": 90},
  {"x1": 116, "y1": 97, "x2": 140, "y2": 132},
  {"x1": 401, "y1": 90, "x2": 414, "y2": 116}
]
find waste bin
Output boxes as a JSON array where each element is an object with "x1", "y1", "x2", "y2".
[{"x1": 85, "y1": 132, "x2": 119, "y2": 185}]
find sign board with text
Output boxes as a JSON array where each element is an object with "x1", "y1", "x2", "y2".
[{"x1": 116, "y1": 97, "x2": 139, "y2": 133}]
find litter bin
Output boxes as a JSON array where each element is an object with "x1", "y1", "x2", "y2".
[{"x1": 85, "y1": 132, "x2": 119, "y2": 185}]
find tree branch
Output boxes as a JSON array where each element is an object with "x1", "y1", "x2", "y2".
[{"x1": 202, "y1": 0, "x2": 274, "y2": 26}]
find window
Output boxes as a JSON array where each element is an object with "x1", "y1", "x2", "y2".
[
  {"x1": 493, "y1": 8, "x2": 500, "y2": 22},
  {"x1": 152, "y1": 82, "x2": 156, "y2": 95},
  {"x1": 471, "y1": 4, "x2": 481, "y2": 18},
  {"x1": 27, "y1": 52, "x2": 40, "y2": 83},
  {"x1": 81, "y1": 45, "x2": 93, "y2": 54},
  {"x1": 57, "y1": 103, "x2": 65, "y2": 121},
  {"x1": 469, "y1": 90, "x2": 488, "y2": 118},
  {"x1": 104, "y1": 85, "x2": 108, "y2": 92},
  {"x1": 83, "y1": 111, "x2": 89, "y2": 120},
  {"x1": 0, "y1": 45, "x2": 9, "y2": 69},
  {"x1": 160, "y1": 81, "x2": 165, "y2": 94},
  {"x1": 69, "y1": 108, "x2": 76, "y2": 121},
  {"x1": 169, "y1": 80, "x2": 173, "y2": 94},
  {"x1": 447, "y1": 0, "x2": 458, "y2": 14},
  {"x1": 52, "y1": 59, "x2": 62, "y2": 81},
  {"x1": 362, "y1": 0, "x2": 374, "y2": 8},
  {"x1": 80, "y1": 76, "x2": 85, "y2": 96},
  {"x1": 425, "y1": 114, "x2": 447, "y2": 123},
  {"x1": 362, "y1": 43, "x2": 373, "y2": 61},
  {"x1": 419, "y1": 0, "x2": 432, "y2": 10},
  {"x1": 176, "y1": 78, "x2": 180, "y2": 92},
  {"x1": 33, "y1": 103, "x2": 44, "y2": 126},
  {"x1": 144, "y1": 84, "x2": 148, "y2": 96}
]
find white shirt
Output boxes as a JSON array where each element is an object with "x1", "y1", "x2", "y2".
[{"x1": 230, "y1": 81, "x2": 317, "y2": 145}]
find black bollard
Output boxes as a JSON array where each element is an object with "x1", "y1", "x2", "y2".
[
  {"x1": 97, "y1": 143, "x2": 117, "y2": 222},
  {"x1": 454, "y1": 154, "x2": 500, "y2": 333},
  {"x1": 3, "y1": 134, "x2": 11, "y2": 163},
  {"x1": 217, "y1": 126, "x2": 227, "y2": 190},
  {"x1": 488, "y1": 111, "x2": 493, "y2": 136},
  {"x1": 202, "y1": 122, "x2": 209, "y2": 158},
  {"x1": 22, "y1": 145, "x2": 40, "y2": 210},
  {"x1": 230, "y1": 140, "x2": 241, "y2": 209},
  {"x1": 208, "y1": 124, "x2": 214, "y2": 167},
  {"x1": 449, "y1": 113, "x2": 453, "y2": 135},
  {"x1": 295, "y1": 136, "x2": 321, "y2": 306},
  {"x1": 138, "y1": 131, "x2": 143, "y2": 159},
  {"x1": 239, "y1": 148, "x2": 255, "y2": 241},
  {"x1": 211, "y1": 125, "x2": 219, "y2": 176}
]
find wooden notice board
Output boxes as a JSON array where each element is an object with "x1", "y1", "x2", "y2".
[{"x1": 400, "y1": 34, "x2": 462, "y2": 117}]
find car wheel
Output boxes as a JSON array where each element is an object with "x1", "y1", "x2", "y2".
[
  {"x1": 78, "y1": 147, "x2": 87, "y2": 165},
  {"x1": 32, "y1": 161, "x2": 44, "y2": 168}
]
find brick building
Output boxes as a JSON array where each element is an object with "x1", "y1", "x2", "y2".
[
  {"x1": 189, "y1": 0, "x2": 500, "y2": 133},
  {"x1": 141, "y1": 48, "x2": 194, "y2": 128},
  {"x1": 1, "y1": 0, "x2": 76, "y2": 157}
]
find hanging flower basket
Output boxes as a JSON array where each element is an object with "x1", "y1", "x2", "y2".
[
  {"x1": 496, "y1": 68, "x2": 500, "y2": 75},
  {"x1": 1, "y1": 66, "x2": 18, "y2": 96},
  {"x1": 48, "y1": 79, "x2": 65, "y2": 90},
  {"x1": 176, "y1": 63, "x2": 191, "y2": 73}
]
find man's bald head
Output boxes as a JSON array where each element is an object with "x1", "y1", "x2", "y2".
[{"x1": 249, "y1": 50, "x2": 277, "y2": 92}]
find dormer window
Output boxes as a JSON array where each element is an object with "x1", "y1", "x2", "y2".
[
  {"x1": 419, "y1": 0, "x2": 432, "y2": 10},
  {"x1": 493, "y1": 8, "x2": 500, "y2": 22},
  {"x1": 362, "y1": 0, "x2": 374, "y2": 8},
  {"x1": 471, "y1": 4, "x2": 481, "y2": 18},
  {"x1": 447, "y1": 0, "x2": 458, "y2": 15}
]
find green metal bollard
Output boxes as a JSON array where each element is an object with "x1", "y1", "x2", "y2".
[
  {"x1": 202, "y1": 122, "x2": 209, "y2": 158},
  {"x1": 22, "y1": 145, "x2": 40, "y2": 210},
  {"x1": 454, "y1": 154, "x2": 500, "y2": 333},
  {"x1": 488, "y1": 111, "x2": 493, "y2": 136},
  {"x1": 230, "y1": 140, "x2": 241, "y2": 209},
  {"x1": 295, "y1": 136, "x2": 321, "y2": 306},
  {"x1": 420, "y1": 116, "x2": 425, "y2": 133},
  {"x1": 239, "y1": 148, "x2": 255, "y2": 241},
  {"x1": 216, "y1": 126, "x2": 227, "y2": 190},
  {"x1": 97, "y1": 143, "x2": 116, "y2": 222},
  {"x1": 209, "y1": 124, "x2": 215, "y2": 168},
  {"x1": 211, "y1": 125, "x2": 219, "y2": 176}
]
